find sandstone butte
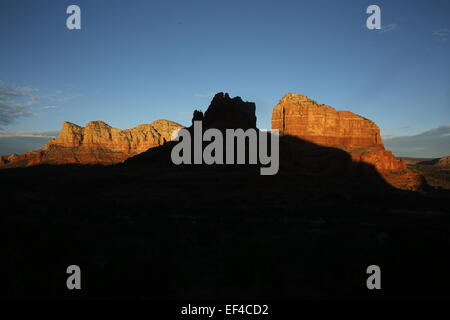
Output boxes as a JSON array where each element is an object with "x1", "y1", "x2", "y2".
[
  {"x1": 0, "y1": 119, "x2": 183, "y2": 168},
  {"x1": 272, "y1": 93, "x2": 424, "y2": 190}
]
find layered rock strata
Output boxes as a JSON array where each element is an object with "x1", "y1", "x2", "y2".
[
  {"x1": 272, "y1": 93, "x2": 423, "y2": 190},
  {"x1": 0, "y1": 120, "x2": 183, "y2": 168}
]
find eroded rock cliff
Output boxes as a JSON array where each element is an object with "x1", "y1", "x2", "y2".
[
  {"x1": 272, "y1": 93, "x2": 382, "y2": 148},
  {"x1": 0, "y1": 119, "x2": 183, "y2": 168},
  {"x1": 272, "y1": 93, "x2": 423, "y2": 190}
]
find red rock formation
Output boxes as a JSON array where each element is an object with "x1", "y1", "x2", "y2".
[
  {"x1": 272, "y1": 93, "x2": 383, "y2": 148},
  {"x1": 436, "y1": 156, "x2": 450, "y2": 167},
  {"x1": 272, "y1": 93, "x2": 423, "y2": 190},
  {"x1": 0, "y1": 120, "x2": 183, "y2": 168}
]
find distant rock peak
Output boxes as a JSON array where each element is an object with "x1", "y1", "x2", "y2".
[{"x1": 195, "y1": 92, "x2": 257, "y2": 130}]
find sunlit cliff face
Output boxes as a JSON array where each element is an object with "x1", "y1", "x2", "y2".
[
  {"x1": 272, "y1": 93, "x2": 424, "y2": 190},
  {"x1": 0, "y1": 120, "x2": 183, "y2": 167}
]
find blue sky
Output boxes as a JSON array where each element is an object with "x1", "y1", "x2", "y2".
[{"x1": 0, "y1": 0, "x2": 449, "y2": 143}]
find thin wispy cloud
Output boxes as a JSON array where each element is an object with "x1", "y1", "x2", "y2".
[
  {"x1": 382, "y1": 126, "x2": 417, "y2": 139},
  {"x1": 384, "y1": 125, "x2": 450, "y2": 158},
  {"x1": 379, "y1": 24, "x2": 397, "y2": 33},
  {"x1": 383, "y1": 125, "x2": 450, "y2": 140},
  {"x1": 45, "y1": 92, "x2": 81, "y2": 102},
  {"x1": 433, "y1": 29, "x2": 450, "y2": 37},
  {"x1": 419, "y1": 124, "x2": 450, "y2": 137},
  {"x1": 388, "y1": 125, "x2": 412, "y2": 131},
  {"x1": 0, "y1": 82, "x2": 35, "y2": 130},
  {"x1": 433, "y1": 28, "x2": 450, "y2": 41},
  {"x1": 382, "y1": 134, "x2": 402, "y2": 140},
  {"x1": 0, "y1": 130, "x2": 59, "y2": 138},
  {"x1": 0, "y1": 81, "x2": 80, "y2": 130}
]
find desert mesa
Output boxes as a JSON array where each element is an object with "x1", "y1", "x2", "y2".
[{"x1": 0, "y1": 119, "x2": 183, "y2": 167}]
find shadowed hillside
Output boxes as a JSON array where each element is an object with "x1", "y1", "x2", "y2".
[
  {"x1": 1, "y1": 93, "x2": 449, "y2": 299},
  {"x1": 1, "y1": 136, "x2": 449, "y2": 299},
  {"x1": 402, "y1": 156, "x2": 450, "y2": 190}
]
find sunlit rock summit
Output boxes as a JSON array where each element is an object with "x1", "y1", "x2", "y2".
[{"x1": 0, "y1": 120, "x2": 183, "y2": 167}]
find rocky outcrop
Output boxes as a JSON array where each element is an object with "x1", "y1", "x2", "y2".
[
  {"x1": 0, "y1": 120, "x2": 183, "y2": 168},
  {"x1": 348, "y1": 147, "x2": 407, "y2": 171},
  {"x1": 436, "y1": 156, "x2": 450, "y2": 167},
  {"x1": 272, "y1": 93, "x2": 423, "y2": 190},
  {"x1": 195, "y1": 92, "x2": 257, "y2": 130}
]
